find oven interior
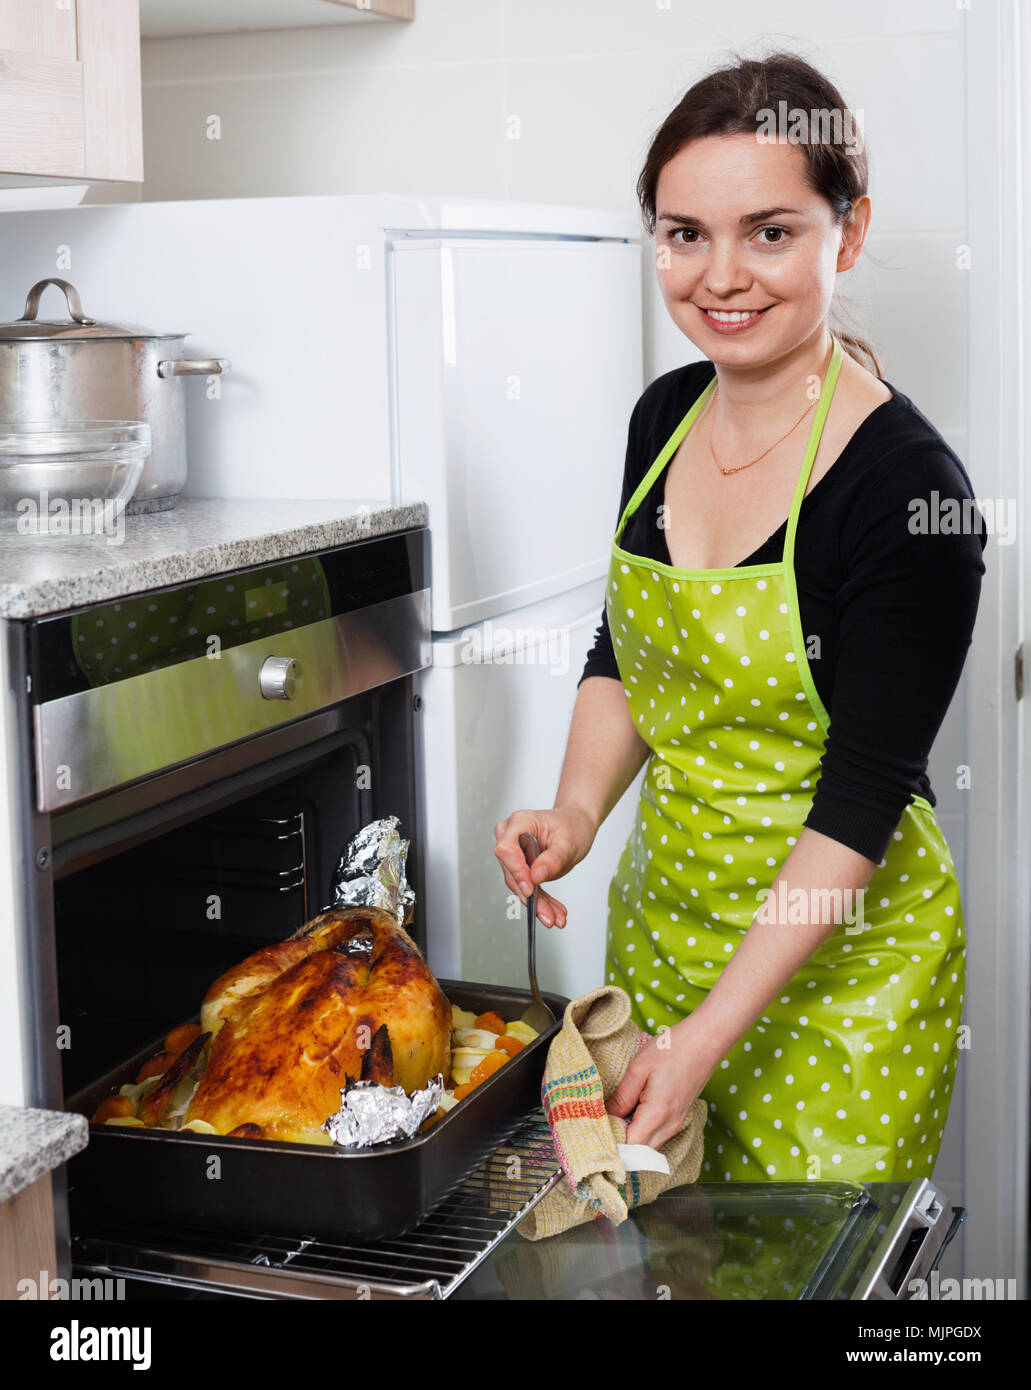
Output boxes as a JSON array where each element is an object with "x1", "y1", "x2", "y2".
[{"x1": 53, "y1": 725, "x2": 375, "y2": 1100}]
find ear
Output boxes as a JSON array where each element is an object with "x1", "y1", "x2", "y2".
[{"x1": 837, "y1": 196, "x2": 872, "y2": 273}]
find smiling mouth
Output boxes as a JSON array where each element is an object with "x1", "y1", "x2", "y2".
[{"x1": 696, "y1": 305, "x2": 773, "y2": 324}]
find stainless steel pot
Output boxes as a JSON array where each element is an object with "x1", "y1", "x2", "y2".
[{"x1": 0, "y1": 278, "x2": 230, "y2": 511}]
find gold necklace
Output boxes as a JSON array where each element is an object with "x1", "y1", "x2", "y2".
[{"x1": 708, "y1": 385, "x2": 816, "y2": 476}]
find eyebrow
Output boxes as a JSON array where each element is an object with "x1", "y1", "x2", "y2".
[{"x1": 657, "y1": 207, "x2": 803, "y2": 228}]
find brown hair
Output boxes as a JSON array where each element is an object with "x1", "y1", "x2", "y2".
[{"x1": 637, "y1": 50, "x2": 884, "y2": 378}]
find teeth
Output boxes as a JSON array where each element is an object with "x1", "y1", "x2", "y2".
[{"x1": 706, "y1": 309, "x2": 763, "y2": 322}]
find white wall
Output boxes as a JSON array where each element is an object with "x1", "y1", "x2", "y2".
[
  {"x1": 86, "y1": 0, "x2": 995, "y2": 1277},
  {"x1": 131, "y1": 0, "x2": 966, "y2": 399}
]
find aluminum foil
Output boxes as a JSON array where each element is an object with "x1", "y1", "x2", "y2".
[
  {"x1": 319, "y1": 813, "x2": 434, "y2": 1145},
  {"x1": 323, "y1": 1073, "x2": 445, "y2": 1148},
  {"x1": 329, "y1": 814, "x2": 415, "y2": 926}
]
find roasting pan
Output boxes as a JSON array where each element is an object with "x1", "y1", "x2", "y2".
[{"x1": 65, "y1": 980, "x2": 567, "y2": 1243}]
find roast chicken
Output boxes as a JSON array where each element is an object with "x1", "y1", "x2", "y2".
[{"x1": 181, "y1": 905, "x2": 452, "y2": 1142}]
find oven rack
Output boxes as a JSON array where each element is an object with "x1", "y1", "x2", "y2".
[
  {"x1": 139, "y1": 810, "x2": 310, "y2": 910},
  {"x1": 71, "y1": 1112, "x2": 562, "y2": 1300}
]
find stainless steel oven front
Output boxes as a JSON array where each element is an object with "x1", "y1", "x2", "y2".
[{"x1": 6, "y1": 527, "x2": 431, "y2": 1289}]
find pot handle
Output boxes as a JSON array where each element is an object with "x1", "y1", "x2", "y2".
[
  {"x1": 157, "y1": 357, "x2": 231, "y2": 379},
  {"x1": 20, "y1": 277, "x2": 95, "y2": 325}
]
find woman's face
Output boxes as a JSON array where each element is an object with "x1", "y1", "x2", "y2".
[{"x1": 653, "y1": 132, "x2": 867, "y2": 365}]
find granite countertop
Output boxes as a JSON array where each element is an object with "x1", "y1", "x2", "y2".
[
  {"x1": 0, "y1": 1104, "x2": 88, "y2": 1203},
  {"x1": 0, "y1": 497, "x2": 427, "y2": 619}
]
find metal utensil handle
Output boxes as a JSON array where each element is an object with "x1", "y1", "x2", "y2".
[
  {"x1": 157, "y1": 358, "x2": 231, "y2": 378},
  {"x1": 20, "y1": 277, "x2": 95, "y2": 325},
  {"x1": 519, "y1": 832, "x2": 544, "y2": 1006}
]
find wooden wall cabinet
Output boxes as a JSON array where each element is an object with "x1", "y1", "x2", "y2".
[{"x1": 0, "y1": 0, "x2": 143, "y2": 183}]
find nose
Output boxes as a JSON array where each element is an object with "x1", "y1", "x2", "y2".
[{"x1": 703, "y1": 238, "x2": 750, "y2": 298}]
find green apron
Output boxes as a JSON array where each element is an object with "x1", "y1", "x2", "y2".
[{"x1": 604, "y1": 333, "x2": 965, "y2": 1183}]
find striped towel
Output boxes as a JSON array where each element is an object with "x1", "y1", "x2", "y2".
[{"x1": 516, "y1": 985, "x2": 707, "y2": 1240}]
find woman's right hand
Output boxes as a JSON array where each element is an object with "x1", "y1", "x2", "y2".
[{"x1": 492, "y1": 805, "x2": 597, "y2": 928}]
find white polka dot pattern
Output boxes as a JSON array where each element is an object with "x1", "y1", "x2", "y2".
[{"x1": 601, "y1": 336, "x2": 966, "y2": 1184}]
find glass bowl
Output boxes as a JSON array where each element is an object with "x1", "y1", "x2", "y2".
[{"x1": 0, "y1": 421, "x2": 151, "y2": 535}]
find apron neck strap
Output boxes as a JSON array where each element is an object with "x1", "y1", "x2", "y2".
[
  {"x1": 615, "y1": 373, "x2": 717, "y2": 543},
  {"x1": 613, "y1": 331, "x2": 845, "y2": 554},
  {"x1": 783, "y1": 332, "x2": 844, "y2": 568}
]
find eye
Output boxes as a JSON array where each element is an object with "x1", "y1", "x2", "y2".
[
  {"x1": 669, "y1": 227, "x2": 699, "y2": 244},
  {"x1": 756, "y1": 225, "x2": 788, "y2": 246}
]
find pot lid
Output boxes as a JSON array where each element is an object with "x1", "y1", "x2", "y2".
[{"x1": 0, "y1": 278, "x2": 183, "y2": 342}]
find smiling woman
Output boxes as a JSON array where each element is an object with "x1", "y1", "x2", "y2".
[
  {"x1": 639, "y1": 53, "x2": 882, "y2": 377},
  {"x1": 492, "y1": 51, "x2": 984, "y2": 1198}
]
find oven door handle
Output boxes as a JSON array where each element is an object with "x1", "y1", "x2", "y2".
[{"x1": 854, "y1": 1180, "x2": 962, "y2": 1300}]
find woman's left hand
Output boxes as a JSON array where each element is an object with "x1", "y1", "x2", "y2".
[{"x1": 606, "y1": 1018, "x2": 721, "y2": 1149}]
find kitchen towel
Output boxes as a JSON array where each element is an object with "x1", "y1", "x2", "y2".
[{"x1": 514, "y1": 984, "x2": 707, "y2": 1241}]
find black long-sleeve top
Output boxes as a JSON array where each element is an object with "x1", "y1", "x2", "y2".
[{"x1": 579, "y1": 360, "x2": 987, "y2": 864}]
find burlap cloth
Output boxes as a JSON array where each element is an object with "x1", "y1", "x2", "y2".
[{"x1": 499, "y1": 985, "x2": 707, "y2": 1240}]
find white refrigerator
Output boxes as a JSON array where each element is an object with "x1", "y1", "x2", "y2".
[
  {"x1": 0, "y1": 193, "x2": 646, "y2": 1000},
  {"x1": 386, "y1": 201, "x2": 645, "y2": 998}
]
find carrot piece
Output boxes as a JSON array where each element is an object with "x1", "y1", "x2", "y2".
[
  {"x1": 93, "y1": 1095, "x2": 133, "y2": 1124},
  {"x1": 138, "y1": 1032, "x2": 210, "y2": 1128},
  {"x1": 469, "y1": 1051, "x2": 508, "y2": 1086},
  {"x1": 473, "y1": 1011, "x2": 506, "y2": 1035},
  {"x1": 165, "y1": 1021, "x2": 203, "y2": 1054},
  {"x1": 136, "y1": 1051, "x2": 176, "y2": 1083},
  {"x1": 495, "y1": 1035, "x2": 524, "y2": 1057}
]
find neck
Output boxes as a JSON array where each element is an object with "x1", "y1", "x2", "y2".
[{"x1": 706, "y1": 325, "x2": 835, "y2": 445}]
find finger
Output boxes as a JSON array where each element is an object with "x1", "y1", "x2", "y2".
[
  {"x1": 534, "y1": 889, "x2": 566, "y2": 928},
  {"x1": 492, "y1": 820, "x2": 538, "y2": 893},
  {"x1": 625, "y1": 1100, "x2": 670, "y2": 1149},
  {"x1": 527, "y1": 840, "x2": 573, "y2": 885},
  {"x1": 500, "y1": 866, "x2": 527, "y2": 900},
  {"x1": 499, "y1": 872, "x2": 565, "y2": 927},
  {"x1": 537, "y1": 890, "x2": 567, "y2": 928},
  {"x1": 605, "y1": 1066, "x2": 645, "y2": 1119},
  {"x1": 495, "y1": 817, "x2": 573, "y2": 898},
  {"x1": 492, "y1": 810, "x2": 529, "y2": 852},
  {"x1": 629, "y1": 1101, "x2": 687, "y2": 1150},
  {"x1": 500, "y1": 866, "x2": 550, "y2": 909}
]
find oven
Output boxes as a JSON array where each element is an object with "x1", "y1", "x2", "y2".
[{"x1": 6, "y1": 526, "x2": 564, "y2": 1299}]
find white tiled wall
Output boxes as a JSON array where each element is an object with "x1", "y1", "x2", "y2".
[
  {"x1": 130, "y1": 2, "x2": 969, "y2": 393},
  {"x1": 127, "y1": 0, "x2": 975, "y2": 1260}
]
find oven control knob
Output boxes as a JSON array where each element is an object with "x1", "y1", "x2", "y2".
[{"x1": 259, "y1": 656, "x2": 301, "y2": 700}]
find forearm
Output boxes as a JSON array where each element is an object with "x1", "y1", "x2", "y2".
[
  {"x1": 554, "y1": 675, "x2": 649, "y2": 834},
  {"x1": 682, "y1": 826, "x2": 878, "y2": 1063}
]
